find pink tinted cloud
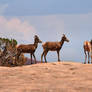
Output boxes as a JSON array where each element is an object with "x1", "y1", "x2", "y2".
[{"x1": 0, "y1": 16, "x2": 36, "y2": 44}]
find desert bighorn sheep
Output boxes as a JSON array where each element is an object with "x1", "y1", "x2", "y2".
[
  {"x1": 41, "y1": 34, "x2": 69, "y2": 63},
  {"x1": 83, "y1": 40, "x2": 92, "y2": 64},
  {"x1": 17, "y1": 35, "x2": 42, "y2": 64}
]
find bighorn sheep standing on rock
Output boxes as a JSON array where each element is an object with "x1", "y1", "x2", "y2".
[
  {"x1": 17, "y1": 35, "x2": 42, "y2": 64},
  {"x1": 41, "y1": 34, "x2": 69, "y2": 63},
  {"x1": 83, "y1": 40, "x2": 92, "y2": 64}
]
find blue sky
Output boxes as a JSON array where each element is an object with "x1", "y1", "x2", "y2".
[
  {"x1": 0, "y1": 0, "x2": 92, "y2": 62},
  {"x1": 0, "y1": 0, "x2": 92, "y2": 15}
]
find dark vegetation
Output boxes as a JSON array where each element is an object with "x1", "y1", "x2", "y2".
[{"x1": 0, "y1": 37, "x2": 26, "y2": 66}]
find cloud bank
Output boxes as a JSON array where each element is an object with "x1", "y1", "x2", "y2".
[{"x1": 0, "y1": 16, "x2": 36, "y2": 44}]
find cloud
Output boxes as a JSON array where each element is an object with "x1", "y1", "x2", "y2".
[
  {"x1": 22, "y1": 15, "x2": 65, "y2": 42},
  {"x1": 0, "y1": 16, "x2": 36, "y2": 44}
]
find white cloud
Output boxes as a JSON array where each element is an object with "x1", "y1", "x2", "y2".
[
  {"x1": 22, "y1": 15, "x2": 65, "y2": 42},
  {"x1": 0, "y1": 16, "x2": 36, "y2": 44}
]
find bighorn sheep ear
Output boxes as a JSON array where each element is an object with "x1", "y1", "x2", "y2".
[
  {"x1": 90, "y1": 39, "x2": 92, "y2": 43},
  {"x1": 63, "y1": 34, "x2": 65, "y2": 36},
  {"x1": 34, "y1": 35, "x2": 38, "y2": 38}
]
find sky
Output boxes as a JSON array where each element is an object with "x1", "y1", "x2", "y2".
[{"x1": 0, "y1": 0, "x2": 92, "y2": 62}]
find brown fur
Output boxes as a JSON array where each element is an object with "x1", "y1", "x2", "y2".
[
  {"x1": 17, "y1": 35, "x2": 42, "y2": 64},
  {"x1": 83, "y1": 41, "x2": 92, "y2": 64},
  {"x1": 41, "y1": 34, "x2": 69, "y2": 63}
]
